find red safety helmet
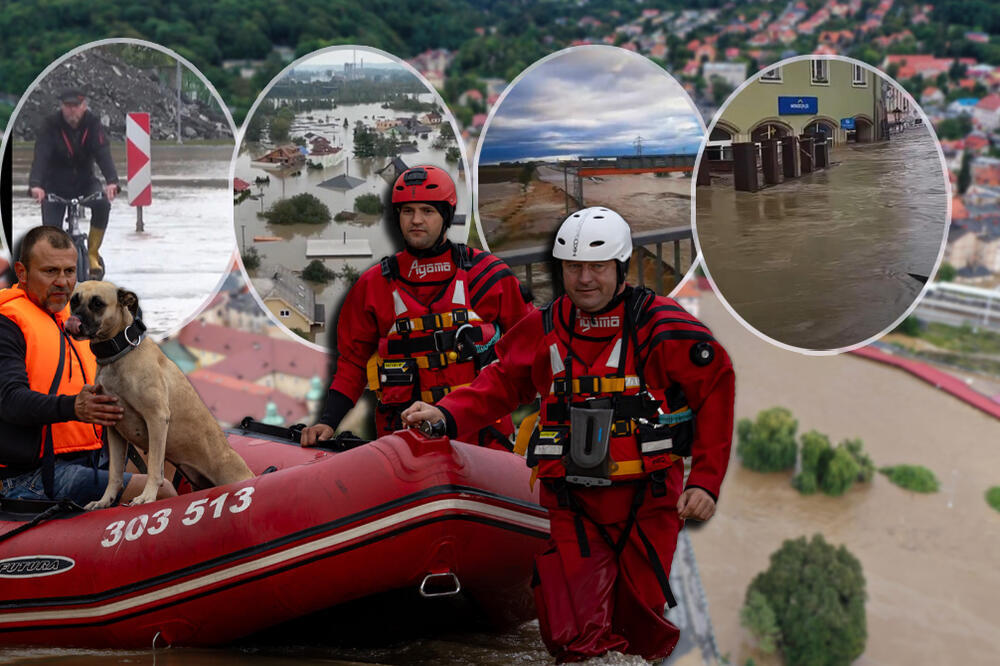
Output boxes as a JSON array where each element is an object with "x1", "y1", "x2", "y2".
[{"x1": 391, "y1": 165, "x2": 457, "y2": 228}]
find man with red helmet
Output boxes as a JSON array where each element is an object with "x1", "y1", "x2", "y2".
[
  {"x1": 402, "y1": 207, "x2": 735, "y2": 663},
  {"x1": 301, "y1": 165, "x2": 533, "y2": 449}
]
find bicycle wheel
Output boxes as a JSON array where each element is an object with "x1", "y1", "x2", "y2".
[{"x1": 74, "y1": 236, "x2": 89, "y2": 282}]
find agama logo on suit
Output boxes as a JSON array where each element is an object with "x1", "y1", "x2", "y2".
[
  {"x1": 578, "y1": 313, "x2": 621, "y2": 333},
  {"x1": 0, "y1": 556, "x2": 75, "y2": 578},
  {"x1": 408, "y1": 260, "x2": 451, "y2": 279}
]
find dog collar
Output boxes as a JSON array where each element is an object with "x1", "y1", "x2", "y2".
[{"x1": 92, "y1": 319, "x2": 147, "y2": 365}]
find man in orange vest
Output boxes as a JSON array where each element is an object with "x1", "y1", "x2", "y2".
[
  {"x1": 404, "y1": 208, "x2": 735, "y2": 662},
  {"x1": 0, "y1": 226, "x2": 174, "y2": 505}
]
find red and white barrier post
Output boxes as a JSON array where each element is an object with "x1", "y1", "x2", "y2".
[{"x1": 126, "y1": 112, "x2": 151, "y2": 232}]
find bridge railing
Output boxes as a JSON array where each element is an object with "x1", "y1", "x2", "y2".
[{"x1": 495, "y1": 226, "x2": 696, "y2": 297}]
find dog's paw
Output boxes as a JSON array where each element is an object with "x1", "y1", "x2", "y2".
[
  {"x1": 127, "y1": 492, "x2": 158, "y2": 507},
  {"x1": 84, "y1": 498, "x2": 114, "y2": 511}
]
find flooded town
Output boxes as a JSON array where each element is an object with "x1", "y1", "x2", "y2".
[
  {"x1": 233, "y1": 49, "x2": 467, "y2": 347},
  {"x1": 695, "y1": 58, "x2": 948, "y2": 351}
]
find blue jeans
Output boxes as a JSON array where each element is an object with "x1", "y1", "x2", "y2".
[{"x1": 1, "y1": 456, "x2": 132, "y2": 505}]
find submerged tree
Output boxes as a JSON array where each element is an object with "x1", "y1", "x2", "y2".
[
  {"x1": 745, "y1": 534, "x2": 867, "y2": 666},
  {"x1": 736, "y1": 407, "x2": 798, "y2": 472},
  {"x1": 262, "y1": 193, "x2": 331, "y2": 225}
]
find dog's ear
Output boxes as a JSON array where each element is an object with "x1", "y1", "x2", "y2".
[{"x1": 117, "y1": 289, "x2": 140, "y2": 317}]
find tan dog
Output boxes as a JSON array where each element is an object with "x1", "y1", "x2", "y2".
[{"x1": 68, "y1": 280, "x2": 254, "y2": 509}]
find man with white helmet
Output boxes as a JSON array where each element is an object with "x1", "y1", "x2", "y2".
[{"x1": 404, "y1": 207, "x2": 735, "y2": 662}]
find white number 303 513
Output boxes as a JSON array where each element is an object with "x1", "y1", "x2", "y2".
[{"x1": 101, "y1": 487, "x2": 255, "y2": 548}]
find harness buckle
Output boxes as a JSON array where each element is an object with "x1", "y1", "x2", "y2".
[
  {"x1": 432, "y1": 329, "x2": 453, "y2": 352},
  {"x1": 423, "y1": 313, "x2": 443, "y2": 330},
  {"x1": 577, "y1": 375, "x2": 600, "y2": 394},
  {"x1": 428, "y1": 385, "x2": 451, "y2": 402},
  {"x1": 424, "y1": 353, "x2": 446, "y2": 370},
  {"x1": 395, "y1": 317, "x2": 412, "y2": 335},
  {"x1": 611, "y1": 419, "x2": 632, "y2": 437},
  {"x1": 552, "y1": 378, "x2": 570, "y2": 395},
  {"x1": 452, "y1": 309, "x2": 469, "y2": 325}
]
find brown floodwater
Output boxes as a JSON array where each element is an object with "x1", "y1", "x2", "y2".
[
  {"x1": 695, "y1": 129, "x2": 948, "y2": 351},
  {"x1": 690, "y1": 292, "x2": 1000, "y2": 666},
  {"x1": 480, "y1": 166, "x2": 692, "y2": 254}
]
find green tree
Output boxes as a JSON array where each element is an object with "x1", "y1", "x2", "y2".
[
  {"x1": 338, "y1": 264, "x2": 361, "y2": 285},
  {"x1": 740, "y1": 590, "x2": 780, "y2": 654},
  {"x1": 270, "y1": 115, "x2": 292, "y2": 143},
  {"x1": 353, "y1": 193, "x2": 384, "y2": 215},
  {"x1": 263, "y1": 193, "x2": 331, "y2": 225},
  {"x1": 241, "y1": 246, "x2": 261, "y2": 271},
  {"x1": 893, "y1": 315, "x2": 922, "y2": 336},
  {"x1": 938, "y1": 115, "x2": 973, "y2": 141},
  {"x1": 302, "y1": 259, "x2": 336, "y2": 284},
  {"x1": 879, "y1": 465, "x2": 940, "y2": 492},
  {"x1": 793, "y1": 430, "x2": 829, "y2": 494},
  {"x1": 736, "y1": 407, "x2": 798, "y2": 473},
  {"x1": 747, "y1": 535, "x2": 867, "y2": 666},
  {"x1": 937, "y1": 261, "x2": 958, "y2": 282},
  {"x1": 986, "y1": 486, "x2": 1000, "y2": 513},
  {"x1": 820, "y1": 446, "x2": 860, "y2": 496},
  {"x1": 711, "y1": 77, "x2": 734, "y2": 107},
  {"x1": 841, "y1": 438, "x2": 875, "y2": 484}
]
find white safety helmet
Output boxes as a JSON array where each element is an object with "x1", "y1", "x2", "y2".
[{"x1": 553, "y1": 207, "x2": 633, "y2": 263}]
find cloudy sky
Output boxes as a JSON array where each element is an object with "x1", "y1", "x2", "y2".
[{"x1": 479, "y1": 46, "x2": 703, "y2": 165}]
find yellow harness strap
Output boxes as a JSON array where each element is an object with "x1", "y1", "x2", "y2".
[
  {"x1": 398, "y1": 310, "x2": 482, "y2": 332},
  {"x1": 513, "y1": 411, "x2": 539, "y2": 457},
  {"x1": 550, "y1": 375, "x2": 640, "y2": 396},
  {"x1": 419, "y1": 383, "x2": 470, "y2": 403},
  {"x1": 366, "y1": 354, "x2": 382, "y2": 391}
]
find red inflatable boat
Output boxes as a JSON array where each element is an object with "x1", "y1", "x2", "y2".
[{"x1": 0, "y1": 426, "x2": 549, "y2": 647}]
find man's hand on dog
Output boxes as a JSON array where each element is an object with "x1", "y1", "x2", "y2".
[
  {"x1": 300, "y1": 423, "x2": 335, "y2": 447},
  {"x1": 75, "y1": 384, "x2": 124, "y2": 426}
]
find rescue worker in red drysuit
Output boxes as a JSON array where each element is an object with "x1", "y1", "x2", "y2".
[
  {"x1": 301, "y1": 165, "x2": 533, "y2": 450},
  {"x1": 403, "y1": 207, "x2": 735, "y2": 663}
]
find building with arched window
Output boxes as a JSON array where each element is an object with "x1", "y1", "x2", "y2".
[{"x1": 706, "y1": 58, "x2": 892, "y2": 172}]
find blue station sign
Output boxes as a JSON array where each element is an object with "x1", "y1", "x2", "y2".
[
  {"x1": 778, "y1": 96, "x2": 818, "y2": 115},
  {"x1": 840, "y1": 117, "x2": 856, "y2": 129}
]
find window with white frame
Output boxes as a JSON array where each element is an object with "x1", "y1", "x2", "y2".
[
  {"x1": 811, "y1": 59, "x2": 829, "y2": 84},
  {"x1": 852, "y1": 63, "x2": 867, "y2": 86},
  {"x1": 760, "y1": 65, "x2": 782, "y2": 82}
]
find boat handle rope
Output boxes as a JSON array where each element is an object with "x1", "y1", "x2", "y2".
[{"x1": 0, "y1": 499, "x2": 82, "y2": 545}]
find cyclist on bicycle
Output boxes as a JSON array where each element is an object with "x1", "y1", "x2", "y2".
[{"x1": 28, "y1": 89, "x2": 119, "y2": 281}]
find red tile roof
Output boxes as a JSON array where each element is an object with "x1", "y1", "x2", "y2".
[
  {"x1": 976, "y1": 94, "x2": 1000, "y2": 111},
  {"x1": 188, "y1": 369, "x2": 310, "y2": 426},
  {"x1": 174, "y1": 322, "x2": 325, "y2": 381}
]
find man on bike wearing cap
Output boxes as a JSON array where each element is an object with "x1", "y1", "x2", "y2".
[
  {"x1": 28, "y1": 88, "x2": 119, "y2": 281},
  {"x1": 300, "y1": 165, "x2": 533, "y2": 451},
  {"x1": 403, "y1": 207, "x2": 735, "y2": 663}
]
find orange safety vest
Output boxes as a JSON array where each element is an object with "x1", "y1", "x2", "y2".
[{"x1": 0, "y1": 285, "x2": 102, "y2": 463}]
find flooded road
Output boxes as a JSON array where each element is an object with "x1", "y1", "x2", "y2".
[
  {"x1": 233, "y1": 95, "x2": 468, "y2": 348},
  {"x1": 8, "y1": 143, "x2": 236, "y2": 339},
  {"x1": 691, "y1": 291, "x2": 1000, "y2": 666},
  {"x1": 695, "y1": 130, "x2": 948, "y2": 351}
]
